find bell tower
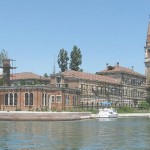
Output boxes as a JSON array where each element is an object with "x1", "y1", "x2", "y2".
[{"x1": 145, "y1": 20, "x2": 150, "y2": 84}]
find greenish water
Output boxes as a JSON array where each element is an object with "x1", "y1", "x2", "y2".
[{"x1": 0, "y1": 118, "x2": 150, "y2": 150}]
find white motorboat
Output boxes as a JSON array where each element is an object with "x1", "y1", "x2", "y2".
[{"x1": 96, "y1": 108, "x2": 118, "y2": 118}]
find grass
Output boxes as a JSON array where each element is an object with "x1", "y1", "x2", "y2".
[{"x1": 116, "y1": 106, "x2": 150, "y2": 113}]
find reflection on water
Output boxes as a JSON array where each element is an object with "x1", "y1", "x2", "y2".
[
  {"x1": 97, "y1": 118, "x2": 117, "y2": 122},
  {"x1": 0, "y1": 118, "x2": 150, "y2": 150}
]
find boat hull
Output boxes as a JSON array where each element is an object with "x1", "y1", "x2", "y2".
[{"x1": 96, "y1": 108, "x2": 118, "y2": 118}]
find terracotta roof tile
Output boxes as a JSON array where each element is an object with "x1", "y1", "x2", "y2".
[
  {"x1": 61, "y1": 70, "x2": 120, "y2": 85},
  {"x1": 96, "y1": 65, "x2": 146, "y2": 78},
  {"x1": 10, "y1": 72, "x2": 48, "y2": 80}
]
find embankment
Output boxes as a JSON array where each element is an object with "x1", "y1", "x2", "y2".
[
  {"x1": 118, "y1": 113, "x2": 150, "y2": 118},
  {"x1": 0, "y1": 111, "x2": 91, "y2": 121}
]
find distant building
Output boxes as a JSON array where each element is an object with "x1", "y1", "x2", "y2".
[
  {"x1": 0, "y1": 71, "x2": 80, "y2": 111},
  {"x1": 145, "y1": 20, "x2": 150, "y2": 84},
  {"x1": 96, "y1": 63, "x2": 146, "y2": 106},
  {"x1": 0, "y1": 19, "x2": 149, "y2": 111},
  {"x1": 50, "y1": 68, "x2": 146, "y2": 107},
  {"x1": 10, "y1": 72, "x2": 50, "y2": 86}
]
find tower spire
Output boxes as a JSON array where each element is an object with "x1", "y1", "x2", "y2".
[
  {"x1": 145, "y1": 17, "x2": 150, "y2": 83},
  {"x1": 146, "y1": 16, "x2": 150, "y2": 47}
]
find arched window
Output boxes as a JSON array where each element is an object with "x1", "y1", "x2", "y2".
[
  {"x1": 30, "y1": 93, "x2": 33, "y2": 105},
  {"x1": 14, "y1": 93, "x2": 18, "y2": 105},
  {"x1": 42, "y1": 93, "x2": 47, "y2": 106},
  {"x1": 42, "y1": 93, "x2": 44, "y2": 106},
  {"x1": 4, "y1": 93, "x2": 18, "y2": 106},
  {"x1": 25, "y1": 93, "x2": 34, "y2": 106},
  {"x1": 45, "y1": 93, "x2": 47, "y2": 106},
  {"x1": 10, "y1": 93, "x2": 13, "y2": 105},
  {"x1": 25, "y1": 93, "x2": 29, "y2": 105},
  {"x1": 5, "y1": 93, "x2": 8, "y2": 105}
]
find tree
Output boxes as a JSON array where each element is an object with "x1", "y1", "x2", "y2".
[
  {"x1": 138, "y1": 101, "x2": 150, "y2": 110},
  {"x1": 0, "y1": 78, "x2": 3, "y2": 86},
  {"x1": 57, "y1": 49, "x2": 69, "y2": 72},
  {"x1": 44, "y1": 73, "x2": 49, "y2": 78},
  {"x1": 69, "y1": 45, "x2": 82, "y2": 71},
  {"x1": 0, "y1": 49, "x2": 8, "y2": 66}
]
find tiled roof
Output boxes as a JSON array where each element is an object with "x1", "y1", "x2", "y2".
[
  {"x1": 96, "y1": 65, "x2": 146, "y2": 78},
  {"x1": 61, "y1": 70, "x2": 120, "y2": 85},
  {"x1": 10, "y1": 72, "x2": 49, "y2": 80}
]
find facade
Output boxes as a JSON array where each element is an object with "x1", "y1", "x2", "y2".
[
  {"x1": 96, "y1": 63, "x2": 146, "y2": 106},
  {"x1": 0, "y1": 72, "x2": 80, "y2": 111},
  {"x1": 0, "y1": 85, "x2": 80, "y2": 111},
  {"x1": 50, "y1": 69, "x2": 146, "y2": 107}
]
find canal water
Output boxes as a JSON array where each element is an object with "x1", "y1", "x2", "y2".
[{"x1": 0, "y1": 118, "x2": 150, "y2": 150}]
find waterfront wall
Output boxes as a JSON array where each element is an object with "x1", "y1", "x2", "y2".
[{"x1": 0, "y1": 111, "x2": 91, "y2": 121}]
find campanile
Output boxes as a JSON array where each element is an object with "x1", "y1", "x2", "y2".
[{"x1": 144, "y1": 20, "x2": 150, "y2": 83}]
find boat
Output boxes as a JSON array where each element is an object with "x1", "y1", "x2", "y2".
[{"x1": 96, "y1": 108, "x2": 118, "y2": 118}]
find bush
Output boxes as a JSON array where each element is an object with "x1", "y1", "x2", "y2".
[
  {"x1": 138, "y1": 101, "x2": 150, "y2": 110},
  {"x1": 116, "y1": 106, "x2": 134, "y2": 113}
]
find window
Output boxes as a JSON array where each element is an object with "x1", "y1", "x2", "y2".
[
  {"x1": 56, "y1": 95, "x2": 62, "y2": 103},
  {"x1": 65, "y1": 95, "x2": 69, "y2": 106},
  {"x1": 73, "y1": 95, "x2": 77, "y2": 106},
  {"x1": 25, "y1": 93, "x2": 29, "y2": 105},
  {"x1": 10, "y1": 93, "x2": 13, "y2": 105},
  {"x1": 25, "y1": 93, "x2": 34, "y2": 106},
  {"x1": 4, "y1": 93, "x2": 8, "y2": 105},
  {"x1": 30, "y1": 93, "x2": 33, "y2": 105},
  {"x1": 4, "y1": 93, "x2": 18, "y2": 106},
  {"x1": 14, "y1": 93, "x2": 17, "y2": 105},
  {"x1": 51, "y1": 95, "x2": 55, "y2": 103},
  {"x1": 56, "y1": 76, "x2": 61, "y2": 87},
  {"x1": 42, "y1": 93, "x2": 47, "y2": 106}
]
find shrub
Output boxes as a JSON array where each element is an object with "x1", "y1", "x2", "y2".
[
  {"x1": 138, "y1": 101, "x2": 150, "y2": 110},
  {"x1": 116, "y1": 106, "x2": 134, "y2": 113}
]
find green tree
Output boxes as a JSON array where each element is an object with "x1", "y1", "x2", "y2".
[
  {"x1": 138, "y1": 101, "x2": 150, "y2": 110},
  {"x1": 44, "y1": 73, "x2": 49, "y2": 78},
  {"x1": 57, "y1": 49, "x2": 69, "y2": 72},
  {"x1": 0, "y1": 49, "x2": 8, "y2": 66},
  {"x1": 69, "y1": 45, "x2": 82, "y2": 71},
  {"x1": 0, "y1": 78, "x2": 3, "y2": 86}
]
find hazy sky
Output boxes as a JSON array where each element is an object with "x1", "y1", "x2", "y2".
[{"x1": 0, "y1": 0, "x2": 150, "y2": 75}]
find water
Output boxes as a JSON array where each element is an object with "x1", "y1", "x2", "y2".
[{"x1": 0, "y1": 118, "x2": 150, "y2": 150}]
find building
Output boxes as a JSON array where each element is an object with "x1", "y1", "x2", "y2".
[
  {"x1": 145, "y1": 20, "x2": 150, "y2": 83},
  {"x1": 50, "y1": 67, "x2": 146, "y2": 108},
  {"x1": 10, "y1": 72, "x2": 50, "y2": 86},
  {"x1": 0, "y1": 19, "x2": 149, "y2": 111},
  {"x1": 96, "y1": 63, "x2": 146, "y2": 106},
  {"x1": 0, "y1": 85, "x2": 80, "y2": 111},
  {"x1": 0, "y1": 71, "x2": 80, "y2": 111}
]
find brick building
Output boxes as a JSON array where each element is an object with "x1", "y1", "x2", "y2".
[
  {"x1": 96, "y1": 63, "x2": 146, "y2": 106},
  {"x1": 0, "y1": 72, "x2": 80, "y2": 111},
  {"x1": 50, "y1": 69, "x2": 146, "y2": 108},
  {"x1": 0, "y1": 67, "x2": 147, "y2": 111}
]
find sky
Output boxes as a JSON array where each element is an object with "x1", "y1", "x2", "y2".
[{"x1": 0, "y1": 0, "x2": 150, "y2": 76}]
